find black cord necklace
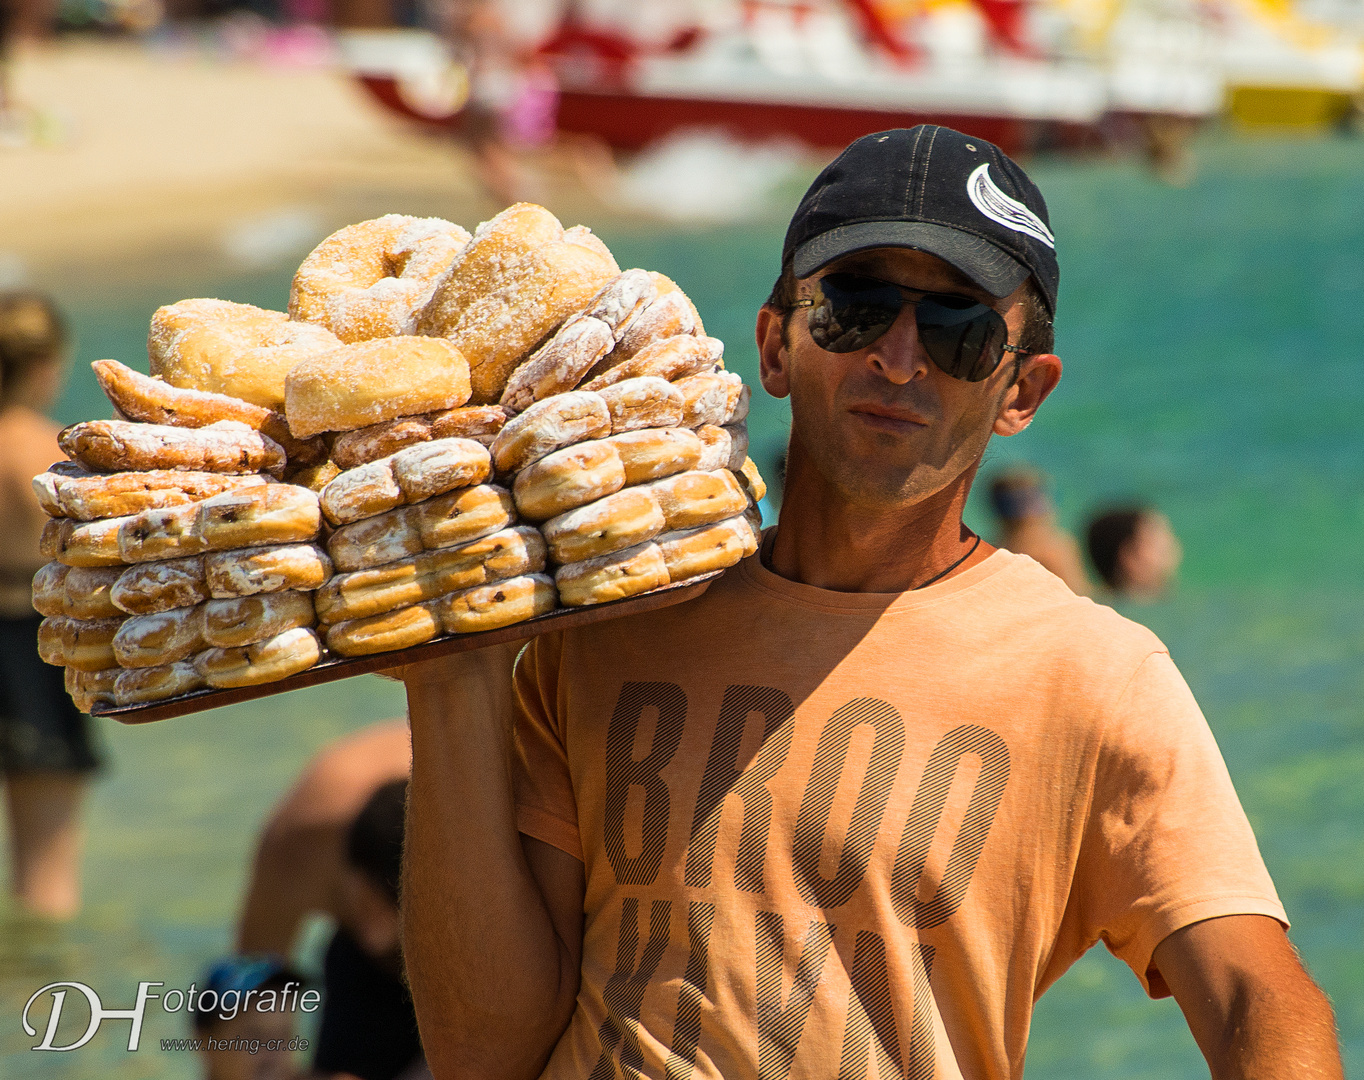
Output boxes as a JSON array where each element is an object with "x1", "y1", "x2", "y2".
[{"x1": 912, "y1": 533, "x2": 982, "y2": 590}]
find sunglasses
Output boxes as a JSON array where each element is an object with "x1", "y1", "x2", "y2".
[{"x1": 790, "y1": 272, "x2": 1029, "y2": 381}]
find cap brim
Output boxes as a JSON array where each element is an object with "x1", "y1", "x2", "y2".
[{"x1": 791, "y1": 221, "x2": 1029, "y2": 299}]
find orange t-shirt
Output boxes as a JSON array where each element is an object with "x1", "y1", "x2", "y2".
[{"x1": 513, "y1": 548, "x2": 1285, "y2": 1080}]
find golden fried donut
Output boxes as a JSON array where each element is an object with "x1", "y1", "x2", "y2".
[
  {"x1": 61, "y1": 566, "x2": 125, "y2": 620},
  {"x1": 649, "y1": 271, "x2": 704, "y2": 332},
  {"x1": 499, "y1": 315, "x2": 615, "y2": 413},
  {"x1": 198, "y1": 626, "x2": 322, "y2": 687},
  {"x1": 65, "y1": 667, "x2": 120, "y2": 713},
  {"x1": 555, "y1": 542, "x2": 669, "y2": 607},
  {"x1": 326, "y1": 601, "x2": 442, "y2": 657},
  {"x1": 512, "y1": 440, "x2": 625, "y2": 523},
  {"x1": 37, "y1": 616, "x2": 67, "y2": 666},
  {"x1": 581, "y1": 291, "x2": 699, "y2": 384},
  {"x1": 437, "y1": 573, "x2": 556, "y2": 634},
  {"x1": 284, "y1": 459, "x2": 341, "y2": 492},
  {"x1": 31, "y1": 562, "x2": 69, "y2": 617},
  {"x1": 582, "y1": 334, "x2": 719, "y2": 392},
  {"x1": 597, "y1": 376, "x2": 684, "y2": 433},
  {"x1": 489, "y1": 391, "x2": 611, "y2": 475},
  {"x1": 114, "y1": 660, "x2": 205, "y2": 706},
  {"x1": 657, "y1": 516, "x2": 757, "y2": 583},
  {"x1": 117, "y1": 503, "x2": 207, "y2": 564},
  {"x1": 331, "y1": 404, "x2": 509, "y2": 470},
  {"x1": 415, "y1": 484, "x2": 515, "y2": 552},
  {"x1": 390, "y1": 438, "x2": 491, "y2": 504},
  {"x1": 737, "y1": 456, "x2": 767, "y2": 504},
  {"x1": 61, "y1": 615, "x2": 125, "y2": 672},
  {"x1": 319, "y1": 458, "x2": 403, "y2": 526},
  {"x1": 315, "y1": 526, "x2": 545, "y2": 625},
  {"x1": 111, "y1": 556, "x2": 208, "y2": 615},
  {"x1": 35, "y1": 467, "x2": 269, "y2": 522},
  {"x1": 59, "y1": 420, "x2": 286, "y2": 477},
  {"x1": 647, "y1": 468, "x2": 749, "y2": 531},
  {"x1": 542, "y1": 487, "x2": 665, "y2": 565},
  {"x1": 328, "y1": 506, "x2": 423, "y2": 573},
  {"x1": 284, "y1": 337, "x2": 473, "y2": 439},
  {"x1": 584, "y1": 269, "x2": 657, "y2": 340},
  {"x1": 48, "y1": 515, "x2": 131, "y2": 568},
  {"x1": 196, "y1": 484, "x2": 321, "y2": 550},
  {"x1": 289, "y1": 215, "x2": 472, "y2": 342},
  {"x1": 676, "y1": 371, "x2": 744, "y2": 428},
  {"x1": 605, "y1": 427, "x2": 704, "y2": 485},
  {"x1": 113, "y1": 604, "x2": 206, "y2": 668},
  {"x1": 92, "y1": 359, "x2": 325, "y2": 465},
  {"x1": 149, "y1": 299, "x2": 340, "y2": 410},
  {"x1": 202, "y1": 589, "x2": 317, "y2": 649},
  {"x1": 694, "y1": 422, "x2": 750, "y2": 472},
  {"x1": 416, "y1": 204, "x2": 619, "y2": 403},
  {"x1": 204, "y1": 543, "x2": 333, "y2": 599}
]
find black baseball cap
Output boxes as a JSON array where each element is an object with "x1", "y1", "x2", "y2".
[{"x1": 783, "y1": 126, "x2": 1059, "y2": 317}]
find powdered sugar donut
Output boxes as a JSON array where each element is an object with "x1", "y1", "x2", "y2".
[
  {"x1": 512, "y1": 440, "x2": 625, "y2": 523},
  {"x1": 597, "y1": 376, "x2": 684, "y2": 433},
  {"x1": 489, "y1": 391, "x2": 611, "y2": 475},
  {"x1": 204, "y1": 543, "x2": 333, "y2": 599},
  {"x1": 111, "y1": 557, "x2": 208, "y2": 615},
  {"x1": 605, "y1": 428, "x2": 704, "y2": 485},
  {"x1": 645, "y1": 469, "x2": 748, "y2": 531},
  {"x1": 541, "y1": 487, "x2": 666, "y2": 565},
  {"x1": 327, "y1": 506, "x2": 424, "y2": 573},
  {"x1": 582, "y1": 335, "x2": 720, "y2": 392},
  {"x1": 499, "y1": 315, "x2": 615, "y2": 413},
  {"x1": 198, "y1": 626, "x2": 322, "y2": 687},
  {"x1": 113, "y1": 605, "x2": 206, "y2": 668},
  {"x1": 289, "y1": 215, "x2": 472, "y2": 342},
  {"x1": 149, "y1": 299, "x2": 341, "y2": 410}
]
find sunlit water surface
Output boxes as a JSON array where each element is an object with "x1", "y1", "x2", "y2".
[{"x1": 2, "y1": 132, "x2": 1360, "y2": 1078}]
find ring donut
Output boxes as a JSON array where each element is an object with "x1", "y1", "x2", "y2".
[
  {"x1": 330, "y1": 405, "x2": 508, "y2": 470},
  {"x1": 328, "y1": 506, "x2": 424, "y2": 573},
  {"x1": 204, "y1": 543, "x2": 333, "y2": 599},
  {"x1": 597, "y1": 376, "x2": 684, "y2": 433},
  {"x1": 202, "y1": 590, "x2": 317, "y2": 649},
  {"x1": 111, "y1": 556, "x2": 208, "y2": 615},
  {"x1": 60, "y1": 566, "x2": 125, "y2": 620},
  {"x1": 148, "y1": 299, "x2": 341, "y2": 410},
  {"x1": 605, "y1": 428, "x2": 704, "y2": 485},
  {"x1": 656, "y1": 516, "x2": 758, "y2": 582},
  {"x1": 415, "y1": 484, "x2": 516, "y2": 552},
  {"x1": 65, "y1": 667, "x2": 120, "y2": 713},
  {"x1": 512, "y1": 440, "x2": 625, "y2": 523},
  {"x1": 48, "y1": 515, "x2": 132, "y2": 568},
  {"x1": 289, "y1": 215, "x2": 472, "y2": 342},
  {"x1": 541, "y1": 486, "x2": 666, "y2": 565},
  {"x1": 35, "y1": 466, "x2": 270, "y2": 521},
  {"x1": 114, "y1": 660, "x2": 205, "y2": 706},
  {"x1": 645, "y1": 469, "x2": 749, "y2": 531},
  {"x1": 58, "y1": 419, "x2": 286, "y2": 477},
  {"x1": 555, "y1": 542, "x2": 670, "y2": 607},
  {"x1": 325, "y1": 601, "x2": 442, "y2": 657},
  {"x1": 436, "y1": 573, "x2": 556, "y2": 634},
  {"x1": 499, "y1": 315, "x2": 615, "y2": 413},
  {"x1": 113, "y1": 605, "x2": 207, "y2": 668},
  {"x1": 489, "y1": 391, "x2": 611, "y2": 475},
  {"x1": 582, "y1": 334, "x2": 720, "y2": 392},
  {"x1": 198, "y1": 626, "x2": 323, "y2": 688}
]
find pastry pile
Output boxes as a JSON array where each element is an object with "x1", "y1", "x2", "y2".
[{"x1": 33, "y1": 203, "x2": 765, "y2": 707}]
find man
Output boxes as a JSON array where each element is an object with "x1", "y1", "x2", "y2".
[
  {"x1": 398, "y1": 127, "x2": 1341, "y2": 1079},
  {"x1": 1085, "y1": 504, "x2": 1183, "y2": 601}
]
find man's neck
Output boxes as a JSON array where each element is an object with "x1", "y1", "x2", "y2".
[{"x1": 766, "y1": 450, "x2": 993, "y2": 593}]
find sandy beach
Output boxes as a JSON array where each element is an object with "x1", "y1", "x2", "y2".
[{"x1": 0, "y1": 38, "x2": 600, "y2": 279}]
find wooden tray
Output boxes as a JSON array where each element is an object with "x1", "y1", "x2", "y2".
[{"x1": 94, "y1": 571, "x2": 724, "y2": 725}]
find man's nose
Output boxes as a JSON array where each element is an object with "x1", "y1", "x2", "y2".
[{"x1": 861, "y1": 305, "x2": 931, "y2": 385}]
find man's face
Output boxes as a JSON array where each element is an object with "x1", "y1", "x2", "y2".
[{"x1": 764, "y1": 247, "x2": 1039, "y2": 508}]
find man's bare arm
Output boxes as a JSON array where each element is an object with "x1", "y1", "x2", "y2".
[
  {"x1": 1153, "y1": 914, "x2": 1342, "y2": 1080},
  {"x1": 400, "y1": 645, "x2": 586, "y2": 1080}
]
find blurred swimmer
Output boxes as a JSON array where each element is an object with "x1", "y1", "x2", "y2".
[
  {"x1": 0, "y1": 291, "x2": 103, "y2": 919},
  {"x1": 988, "y1": 467, "x2": 1091, "y2": 595},
  {"x1": 238, "y1": 720, "x2": 410, "y2": 956},
  {"x1": 1086, "y1": 506, "x2": 1183, "y2": 601}
]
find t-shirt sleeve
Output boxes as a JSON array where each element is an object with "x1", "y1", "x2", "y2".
[
  {"x1": 511, "y1": 633, "x2": 584, "y2": 862},
  {"x1": 1075, "y1": 650, "x2": 1287, "y2": 998}
]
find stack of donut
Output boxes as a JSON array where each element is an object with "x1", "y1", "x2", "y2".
[
  {"x1": 33, "y1": 202, "x2": 767, "y2": 708},
  {"x1": 31, "y1": 372, "x2": 333, "y2": 710}
]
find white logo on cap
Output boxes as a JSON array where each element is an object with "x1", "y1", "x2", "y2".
[{"x1": 966, "y1": 164, "x2": 1055, "y2": 249}]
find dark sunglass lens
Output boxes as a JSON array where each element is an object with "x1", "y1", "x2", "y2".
[
  {"x1": 915, "y1": 296, "x2": 1009, "y2": 380},
  {"x1": 808, "y1": 275, "x2": 905, "y2": 353}
]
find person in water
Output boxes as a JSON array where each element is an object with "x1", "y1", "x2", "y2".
[
  {"x1": 1086, "y1": 505, "x2": 1184, "y2": 601},
  {"x1": 0, "y1": 291, "x2": 103, "y2": 918},
  {"x1": 987, "y1": 465, "x2": 1090, "y2": 594}
]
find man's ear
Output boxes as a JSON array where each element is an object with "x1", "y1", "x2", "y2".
[
  {"x1": 756, "y1": 305, "x2": 791, "y2": 399},
  {"x1": 994, "y1": 353, "x2": 1062, "y2": 436}
]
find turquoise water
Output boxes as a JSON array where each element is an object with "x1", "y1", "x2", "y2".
[{"x1": 4, "y1": 131, "x2": 1361, "y2": 1076}]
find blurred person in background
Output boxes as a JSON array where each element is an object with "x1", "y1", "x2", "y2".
[
  {"x1": 1085, "y1": 504, "x2": 1183, "y2": 601},
  {"x1": 988, "y1": 465, "x2": 1090, "y2": 594},
  {"x1": 193, "y1": 955, "x2": 308, "y2": 1080},
  {"x1": 0, "y1": 291, "x2": 102, "y2": 919},
  {"x1": 310, "y1": 778, "x2": 425, "y2": 1080},
  {"x1": 239, "y1": 720, "x2": 410, "y2": 956}
]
